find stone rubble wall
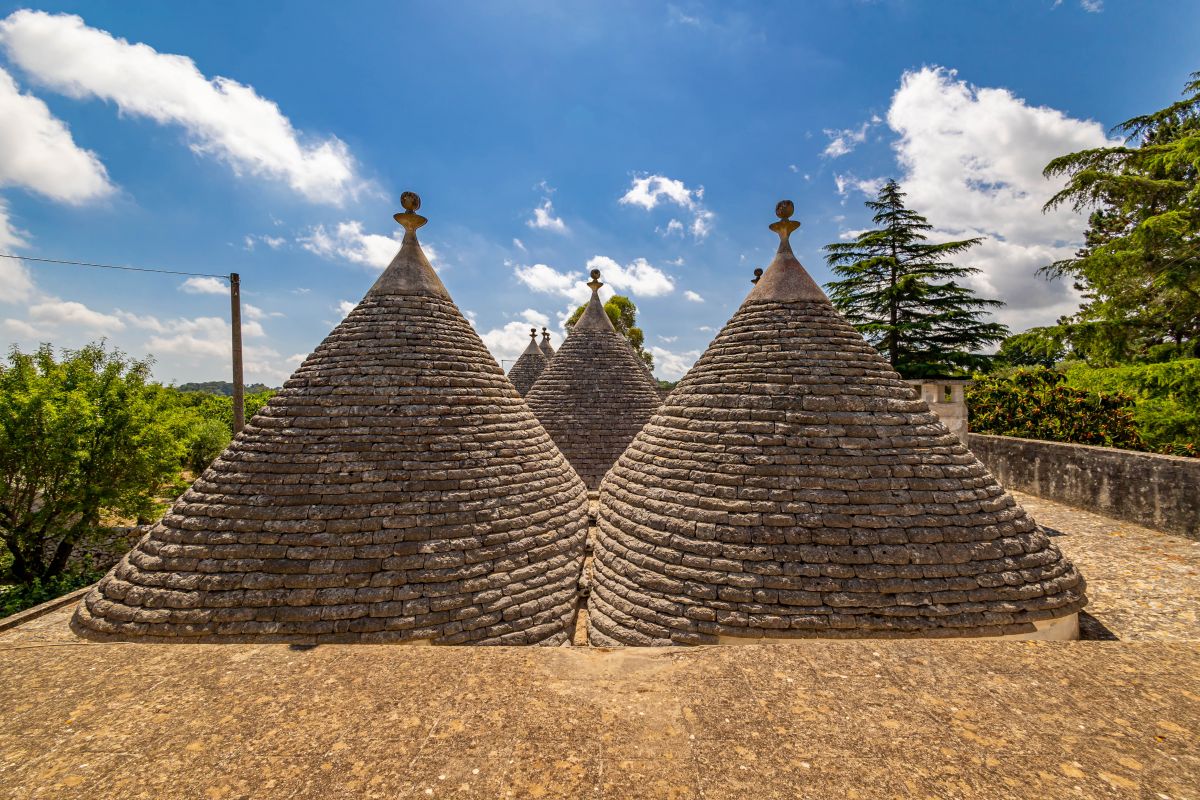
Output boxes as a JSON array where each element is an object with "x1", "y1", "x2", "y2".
[{"x1": 969, "y1": 433, "x2": 1200, "y2": 540}]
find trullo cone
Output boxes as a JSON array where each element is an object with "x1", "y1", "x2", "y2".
[
  {"x1": 588, "y1": 201, "x2": 1086, "y2": 644},
  {"x1": 524, "y1": 270, "x2": 663, "y2": 490},
  {"x1": 74, "y1": 192, "x2": 589, "y2": 644}
]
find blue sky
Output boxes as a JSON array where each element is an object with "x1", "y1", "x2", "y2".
[{"x1": 1, "y1": 1, "x2": 1196, "y2": 382}]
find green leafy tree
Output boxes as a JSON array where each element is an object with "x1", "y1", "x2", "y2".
[
  {"x1": 1063, "y1": 359, "x2": 1200, "y2": 455},
  {"x1": 171, "y1": 387, "x2": 275, "y2": 473},
  {"x1": 824, "y1": 180, "x2": 1009, "y2": 378},
  {"x1": 176, "y1": 380, "x2": 275, "y2": 396},
  {"x1": 566, "y1": 294, "x2": 655, "y2": 370},
  {"x1": 995, "y1": 326, "x2": 1071, "y2": 368},
  {"x1": 0, "y1": 343, "x2": 186, "y2": 584},
  {"x1": 1041, "y1": 71, "x2": 1200, "y2": 363}
]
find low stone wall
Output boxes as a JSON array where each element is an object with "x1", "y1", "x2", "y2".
[{"x1": 968, "y1": 433, "x2": 1200, "y2": 540}]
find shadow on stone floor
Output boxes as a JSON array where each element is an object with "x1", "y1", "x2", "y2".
[{"x1": 1079, "y1": 611, "x2": 1119, "y2": 641}]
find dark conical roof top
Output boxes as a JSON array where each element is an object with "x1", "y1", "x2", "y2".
[
  {"x1": 588, "y1": 201, "x2": 1086, "y2": 645},
  {"x1": 539, "y1": 327, "x2": 555, "y2": 358},
  {"x1": 525, "y1": 270, "x2": 662, "y2": 490},
  {"x1": 74, "y1": 193, "x2": 589, "y2": 645},
  {"x1": 508, "y1": 327, "x2": 549, "y2": 396}
]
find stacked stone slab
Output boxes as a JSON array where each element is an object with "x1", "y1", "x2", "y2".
[
  {"x1": 589, "y1": 202, "x2": 1086, "y2": 645},
  {"x1": 73, "y1": 193, "x2": 589, "y2": 645},
  {"x1": 525, "y1": 271, "x2": 662, "y2": 490},
  {"x1": 508, "y1": 328, "x2": 549, "y2": 396},
  {"x1": 539, "y1": 327, "x2": 556, "y2": 358}
]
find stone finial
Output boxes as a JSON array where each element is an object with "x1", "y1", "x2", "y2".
[
  {"x1": 745, "y1": 199, "x2": 827, "y2": 303},
  {"x1": 573, "y1": 270, "x2": 617, "y2": 333},
  {"x1": 393, "y1": 191, "x2": 428, "y2": 235},
  {"x1": 769, "y1": 199, "x2": 801, "y2": 244},
  {"x1": 752, "y1": 268, "x2": 763, "y2": 285},
  {"x1": 368, "y1": 190, "x2": 449, "y2": 300},
  {"x1": 530, "y1": 327, "x2": 538, "y2": 340}
]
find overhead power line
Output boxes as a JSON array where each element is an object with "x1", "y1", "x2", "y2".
[
  {"x1": 0, "y1": 252, "x2": 229, "y2": 280},
  {"x1": 1, "y1": 251, "x2": 245, "y2": 434}
]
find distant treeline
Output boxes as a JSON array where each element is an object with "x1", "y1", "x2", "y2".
[{"x1": 177, "y1": 380, "x2": 277, "y2": 395}]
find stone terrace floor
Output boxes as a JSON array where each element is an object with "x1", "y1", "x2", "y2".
[{"x1": 2, "y1": 492, "x2": 1198, "y2": 799}]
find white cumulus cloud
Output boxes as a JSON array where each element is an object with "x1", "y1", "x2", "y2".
[
  {"x1": 299, "y1": 221, "x2": 439, "y2": 272},
  {"x1": 243, "y1": 303, "x2": 281, "y2": 321},
  {"x1": 621, "y1": 174, "x2": 697, "y2": 210},
  {"x1": 513, "y1": 256, "x2": 674, "y2": 307},
  {"x1": 0, "y1": 220, "x2": 34, "y2": 302},
  {"x1": 243, "y1": 234, "x2": 285, "y2": 251},
  {"x1": 0, "y1": 10, "x2": 369, "y2": 204},
  {"x1": 2, "y1": 317, "x2": 37, "y2": 338},
  {"x1": 620, "y1": 173, "x2": 714, "y2": 240},
  {"x1": 822, "y1": 116, "x2": 880, "y2": 159},
  {"x1": 29, "y1": 298, "x2": 124, "y2": 332},
  {"x1": 885, "y1": 66, "x2": 1118, "y2": 330},
  {"x1": 179, "y1": 276, "x2": 228, "y2": 295},
  {"x1": 586, "y1": 255, "x2": 675, "y2": 297},
  {"x1": 527, "y1": 199, "x2": 567, "y2": 233},
  {"x1": 478, "y1": 308, "x2": 550, "y2": 365},
  {"x1": 0, "y1": 65, "x2": 113, "y2": 203},
  {"x1": 683, "y1": 290, "x2": 704, "y2": 303},
  {"x1": 513, "y1": 263, "x2": 593, "y2": 304},
  {"x1": 648, "y1": 345, "x2": 702, "y2": 381},
  {"x1": 834, "y1": 173, "x2": 885, "y2": 199}
]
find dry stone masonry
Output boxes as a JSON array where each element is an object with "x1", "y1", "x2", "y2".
[
  {"x1": 525, "y1": 271, "x2": 663, "y2": 490},
  {"x1": 508, "y1": 328, "x2": 549, "y2": 396},
  {"x1": 73, "y1": 193, "x2": 589, "y2": 645},
  {"x1": 539, "y1": 327, "x2": 556, "y2": 358},
  {"x1": 588, "y1": 202, "x2": 1087, "y2": 645}
]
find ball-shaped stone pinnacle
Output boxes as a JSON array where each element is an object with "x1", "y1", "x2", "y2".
[
  {"x1": 776, "y1": 199, "x2": 794, "y2": 220},
  {"x1": 401, "y1": 191, "x2": 421, "y2": 212},
  {"x1": 590, "y1": 269, "x2": 601, "y2": 280}
]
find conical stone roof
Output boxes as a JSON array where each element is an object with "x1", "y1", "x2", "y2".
[
  {"x1": 525, "y1": 270, "x2": 662, "y2": 490},
  {"x1": 73, "y1": 192, "x2": 589, "y2": 645},
  {"x1": 508, "y1": 328, "x2": 549, "y2": 396},
  {"x1": 539, "y1": 327, "x2": 555, "y2": 358},
  {"x1": 589, "y1": 201, "x2": 1086, "y2": 645}
]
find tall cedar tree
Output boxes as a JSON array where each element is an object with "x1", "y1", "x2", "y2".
[
  {"x1": 566, "y1": 294, "x2": 654, "y2": 370},
  {"x1": 824, "y1": 180, "x2": 1008, "y2": 378},
  {"x1": 1041, "y1": 71, "x2": 1200, "y2": 363}
]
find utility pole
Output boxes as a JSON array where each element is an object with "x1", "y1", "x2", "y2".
[{"x1": 230, "y1": 272, "x2": 245, "y2": 435}]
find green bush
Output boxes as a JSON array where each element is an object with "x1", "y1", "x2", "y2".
[
  {"x1": 0, "y1": 562, "x2": 104, "y2": 619},
  {"x1": 183, "y1": 417, "x2": 232, "y2": 474},
  {"x1": 168, "y1": 387, "x2": 276, "y2": 474},
  {"x1": 967, "y1": 368, "x2": 1145, "y2": 450}
]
